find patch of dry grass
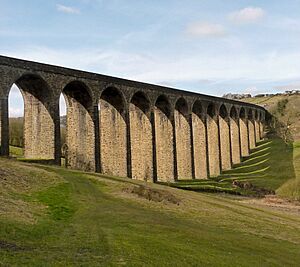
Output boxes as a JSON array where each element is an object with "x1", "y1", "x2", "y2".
[{"x1": 0, "y1": 158, "x2": 63, "y2": 224}]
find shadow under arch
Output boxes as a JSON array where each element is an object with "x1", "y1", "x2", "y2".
[
  {"x1": 219, "y1": 104, "x2": 231, "y2": 171},
  {"x1": 154, "y1": 94, "x2": 174, "y2": 182},
  {"x1": 62, "y1": 80, "x2": 96, "y2": 171},
  {"x1": 129, "y1": 91, "x2": 153, "y2": 181},
  {"x1": 11, "y1": 73, "x2": 57, "y2": 160},
  {"x1": 206, "y1": 102, "x2": 220, "y2": 177},
  {"x1": 192, "y1": 100, "x2": 208, "y2": 179},
  {"x1": 174, "y1": 97, "x2": 192, "y2": 179},
  {"x1": 99, "y1": 86, "x2": 127, "y2": 177}
]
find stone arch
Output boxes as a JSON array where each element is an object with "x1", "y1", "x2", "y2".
[
  {"x1": 206, "y1": 102, "x2": 220, "y2": 177},
  {"x1": 247, "y1": 109, "x2": 256, "y2": 149},
  {"x1": 99, "y1": 86, "x2": 127, "y2": 177},
  {"x1": 129, "y1": 91, "x2": 153, "y2": 181},
  {"x1": 192, "y1": 100, "x2": 207, "y2": 179},
  {"x1": 239, "y1": 107, "x2": 249, "y2": 157},
  {"x1": 62, "y1": 80, "x2": 95, "y2": 171},
  {"x1": 154, "y1": 94, "x2": 174, "y2": 182},
  {"x1": 219, "y1": 104, "x2": 231, "y2": 171},
  {"x1": 12, "y1": 73, "x2": 56, "y2": 160},
  {"x1": 174, "y1": 97, "x2": 192, "y2": 179},
  {"x1": 229, "y1": 106, "x2": 241, "y2": 165}
]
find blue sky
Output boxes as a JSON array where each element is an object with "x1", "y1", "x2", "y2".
[{"x1": 2, "y1": 0, "x2": 300, "y2": 116}]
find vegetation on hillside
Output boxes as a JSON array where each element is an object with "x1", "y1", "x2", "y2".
[
  {"x1": 242, "y1": 95, "x2": 300, "y2": 141},
  {"x1": 0, "y1": 159, "x2": 300, "y2": 266},
  {"x1": 9, "y1": 118, "x2": 23, "y2": 147},
  {"x1": 8, "y1": 117, "x2": 66, "y2": 152}
]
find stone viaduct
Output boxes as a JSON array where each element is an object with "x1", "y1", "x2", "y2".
[{"x1": 0, "y1": 55, "x2": 267, "y2": 182}]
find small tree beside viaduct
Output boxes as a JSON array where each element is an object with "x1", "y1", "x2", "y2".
[{"x1": 0, "y1": 55, "x2": 267, "y2": 182}]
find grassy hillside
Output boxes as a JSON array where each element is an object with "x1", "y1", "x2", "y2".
[
  {"x1": 166, "y1": 138, "x2": 300, "y2": 200},
  {"x1": 0, "y1": 158, "x2": 300, "y2": 266},
  {"x1": 242, "y1": 94, "x2": 300, "y2": 141}
]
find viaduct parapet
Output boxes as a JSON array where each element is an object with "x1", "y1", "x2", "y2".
[{"x1": 0, "y1": 55, "x2": 267, "y2": 182}]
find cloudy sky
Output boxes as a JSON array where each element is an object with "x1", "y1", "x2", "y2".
[{"x1": 2, "y1": 0, "x2": 300, "y2": 116}]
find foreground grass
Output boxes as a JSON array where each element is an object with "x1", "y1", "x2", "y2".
[
  {"x1": 0, "y1": 159, "x2": 300, "y2": 266},
  {"x1": 172, "y1": 138, "x2": 300, "y2": 200}
]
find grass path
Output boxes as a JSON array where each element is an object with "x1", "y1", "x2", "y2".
[{"x1": 1, "y1": 163, "x2": 300, "y2": 266}]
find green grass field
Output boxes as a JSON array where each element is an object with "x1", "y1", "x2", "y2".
[
  {"x1": 0, "y1": 149, "x2": 300, "y2": 266},
  {"x1": 170, "y1": 138, "x2": 300, "y2": 201}
]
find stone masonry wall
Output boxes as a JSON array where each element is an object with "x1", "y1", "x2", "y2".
[
  {"x1": 239, "y1": 119, "x2": 249, "y2": 157},
  {"x1": 207, "y1": 116, "x2": 220, "y2": 176},
  {"x1": 219, "y1": 116, "x2": 231, "y2": 171},
  {"x1": 100, "y1": 99, "x2": 127, "y2": 177},
  {"x1": 259, "y1": 121, "x2": 264, "y2": 139},
  {"x1": 65, "y1": 98, "x2": 95, "y2": 171},
  {"x1": 248, "y1": 120, "x2": 256, "y2": 149},
  {"x1": 192, "y1": 113, "x2": 207, "y2": 179},
  {"x1": 230, "y1": 118, "x2": 241, "y2": 165},
  {"x1": 255, "y1": 121, "x2": 260, "y2": 142},
  {"x1": 22, "y1": 90, "x2": 55, "y2": 159},
  {"x1": 154, "y1": 107, "x2": 174, "y2": 182},
  {"x1": 0, "y1": 56, "x2": 267, "y2": 181},
  {"x1": 175, "y1": 110, "x2": 192, "y2": 179},
  {"x1": 129, "y1": 103, "x2": 153, "y2": 181}
]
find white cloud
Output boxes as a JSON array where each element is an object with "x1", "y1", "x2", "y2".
[
  {"x1": 229, "y1": 7, "x2": 265, "y2": 24},
  {"x1": 9, "y1": 107, "x2": 23, "y2": 117},
  {"x1": 56, "y1": 4, "x2": 80, "y2": 14},
  {"x1": 186, "y1": 22, "x2": 226, "y2": 38},
  {"x1": 274, "y1": 82, "x2": 300, "y2": 91},
  {"x1": 3, "y1": 46, "x2": 300, "y2": 96}
]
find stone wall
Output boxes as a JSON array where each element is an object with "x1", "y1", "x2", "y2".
[
  {"x1": 129, "y1": 101, "x2": 153, "y2": 181},
  {"x1": 65, "y1": 97, "x2": 95, "y2": 171},
  {"x1": 192, "y1": 113, "x2": 207, "y2": 179},
  {"x1": 22, "y1": 90, "x2": 55, "y2": 159},
  {"x1": 0, "y1": 55, "x2": 267, "y2": 183},
  {"x1": 248, "y1": 120, "x2": 256, "y2": 149},
  {"x1": 255, "y1": 120, "x2": 260, "y2": 142},
  {"x1": 219, "y1": 116, "x2": 231, "y2": 171},
  {"x1": 207, "y1": 116, "x2": 220, "y2": 176},
  {"x1": 175, "y1": 109, "x2": 192, "y2": 179},
  {"x1": 230, "y1": 118, "x2": 241, "y2": 165},
  {"x1": 239, "y1": 118, "x2": 249, "y2": 157},
  {"x1": 154, "y1": 107, "x2": 174, "y2": 182},
  {"x1": 99, "y1": 96, "x2": 127, "y2": 177}
]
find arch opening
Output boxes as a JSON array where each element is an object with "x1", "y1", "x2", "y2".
[
  {"x1": 99, "y1": 87, "x2": 127, "y2": 177},
  {"x1": 62, "y1": 80, "x2": 95, "y2": 171},
  {"x1": 219, "y1": 104, "x2": 228, "y2": 119},
  {"x1": 192, "y1": 100, "x2": 207, "y2": 179},
  {"x1": 129, "y1": 91, "x2": 153, "y2": 181},
  {"x1": 8, "y1": 84, "x2": 24, "y2": 157},
  {"x1": 207, "y1": 103, "x2": 216, "y2": 119},
  {"x1": 9, "y1": 74, "x2": 56, "y2": 160},
  {"x1": 154, "y1": 95, "x2": 174, "y2": 182}
]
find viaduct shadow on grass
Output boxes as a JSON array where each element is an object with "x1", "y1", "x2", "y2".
[{"x1": 168, "y1": 138, "x2": 296, "y2": 197}]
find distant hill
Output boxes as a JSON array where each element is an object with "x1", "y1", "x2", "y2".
[{"x1": 241, "y1": 94, "x2": 300, "y2": 141}]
